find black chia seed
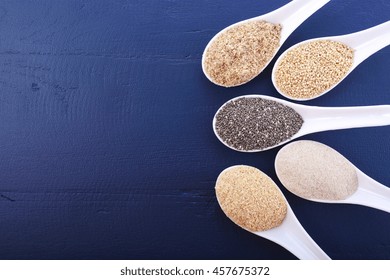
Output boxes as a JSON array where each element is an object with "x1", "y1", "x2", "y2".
[{"x1": 214, "y1": 97, "x2": 304, "y2": 151}]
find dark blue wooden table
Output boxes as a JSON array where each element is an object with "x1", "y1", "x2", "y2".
[{"x1": 0, "y1": 0, "x2": 389, "y2": 259}]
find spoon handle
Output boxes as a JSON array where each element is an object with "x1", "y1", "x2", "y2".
[
  {"x1": 339, "y1": 21, "x2": 390, "y2": 66},
  {"x1": 264, "y1": 0, "x2": 330, "y2": 43},
  {"x1": 349, "y1": 171, "x2": 390, "y2": 213},
  {"x1": 259, "y1": 206, "x2": 331, "y2": 260},
  {"x1": 299, "y1": 105, "x2": 390, "y2": 135}
]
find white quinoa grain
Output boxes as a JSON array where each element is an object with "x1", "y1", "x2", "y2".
[
  {"x1": 203, "y1": 20, "x2": 282, "y2": 87},
  {"x1": 274, "y1": 40, "x2": 354, "y2": 99}
]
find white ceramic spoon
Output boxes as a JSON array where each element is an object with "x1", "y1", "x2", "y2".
[
  {"x1": 275, "y1": 141, "x2": 390, "y2": 213},
  {"x1": 213, "y1": 94, "x2": 390, "y2": 152},
  {"x1": 272, "y1": 20, "x2": 390, "y2": 101},
  {"x1": 216, "y1": 165, "x2": 331, "y2": 260},
  {"x1": 202, "y1": 0, "x2": 330, "y2": 87}
]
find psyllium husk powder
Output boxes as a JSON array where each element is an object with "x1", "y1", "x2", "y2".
[{"x1": 276, "y1": 140, "x2": 358, "y2": 200}]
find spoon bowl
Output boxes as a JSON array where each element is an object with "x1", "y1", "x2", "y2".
[
  {"x1": 202, "y1": 0, "x2": 330, "y2": 87},
  {"x1": 213, "y1": 94, "x2": 390, "y2": 152},
  {"x1": 272, "y1": 20, "x2": 390, "y2": 101},
  {"x1": 275, "y1": 140, "x2": 390, "y2": 213},
  {"x1": 215, "y1": 165, "x2": 330, "y2": 260}
]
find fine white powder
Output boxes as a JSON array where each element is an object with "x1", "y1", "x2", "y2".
[{"x1": 275, "y1": 140, "x2": 358, "y2": 200}]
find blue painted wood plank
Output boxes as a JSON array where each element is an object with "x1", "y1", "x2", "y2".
[{"x1": 0, "y1": 0, "x2": 389, "y2": 259}]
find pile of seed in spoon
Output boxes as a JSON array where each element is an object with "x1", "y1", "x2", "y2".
[
  {"x1": 274, "y1": 40, "x2": 354, "y2": 99},
  {"x1": 214, "y1": 97, "x2": 304, "y2": 151},
  {"x1": 203, "y1": 20, "x2": 282, "y2": 87},
  {"x1": 215, "y1": 165, "x2": 287, "y2": 232}
]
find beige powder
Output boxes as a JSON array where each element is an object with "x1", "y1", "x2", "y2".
[
  {"x1": 203, "y1": 20, "x2": 282, "y2": 87},
  {"x1": 275, "y1": 140, "x2": 358, "y2": 200},
  {"x1": 215, "y1": 165, "x2": 287, "y2": 232},
  {"x1": 274, "y1": 40, "x2": 354, "y2": 99}
]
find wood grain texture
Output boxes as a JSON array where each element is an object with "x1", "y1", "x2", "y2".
[{"x1": 0, "y1": 0, "x2": 389, "y2": 259}]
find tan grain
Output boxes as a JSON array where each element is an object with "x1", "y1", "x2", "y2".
[
  {"x1": 203, "y1": 20, "x2": 282, "y2": 87},
  {"x1": 215, "y1": 165, "x2": 287, "y2": 232},
  {"x1": 274, "y1": 40, "x2": 354, "y2": 99}
]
